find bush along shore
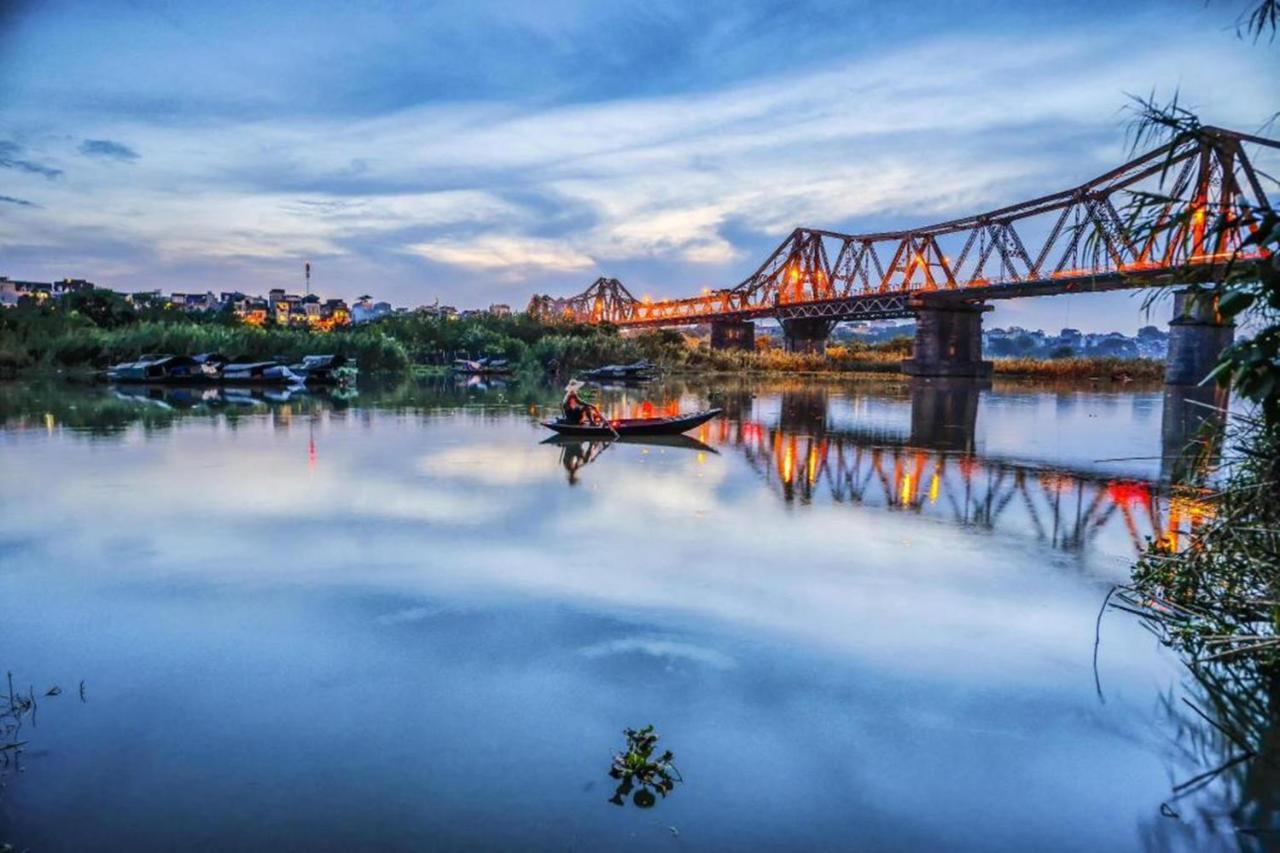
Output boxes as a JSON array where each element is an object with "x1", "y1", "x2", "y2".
[
  {"x1": 0, "y1": 293, "x2": 1164, "y2": 381},
  {"x1": 1101, "y1": 96, "x2": 1280, "y2": 830}
]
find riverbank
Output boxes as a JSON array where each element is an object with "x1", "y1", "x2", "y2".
[
  {"x1": 1, "y1": 299, "x2": 1164, "y2": 382},
  {"x1": 671, "y1": 345, "x2": 1164, "y2": 380}
]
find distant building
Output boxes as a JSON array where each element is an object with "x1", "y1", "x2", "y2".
[
  {"x1": 127, "y1": 290, "x2": 163, "y2": 308},
  {"x1": 352, "y1": 295, "x2": 392, "y2": 324},
  {"x1": 52, "y1": 278, "x2": 94, "y2": 296},
  {"x1": 0, "y1": 277, "x2": 28, "y2": 307},
  {"x1": 0, "y1": 277, "x2": 92, "y2": 306},
  {"x1": 170, "y1": 291, "x2": 217, "y2": 312},
  {"x1": 321, "y1": 298, "x2": 352, "y2": 329},
  {"x1": 488, "y1": 303, "x2": 512, "y2": 317}
]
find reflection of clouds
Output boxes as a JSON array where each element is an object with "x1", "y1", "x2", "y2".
[
  {"x1": 417, "y1": 443, "x2": 559, "y2": 486},
  {"x1": 579, "y1": 635, "x2": 735, "y2": 671},
  {"x1": 1, "y1": 408, "x2": 1157, "y2": 685},
  {"x1": 569, "y1": 466, "x2": 725, "y2": 518},
  {"x1": 375, "y1": 605, "x2": 443, "y2": 626}
]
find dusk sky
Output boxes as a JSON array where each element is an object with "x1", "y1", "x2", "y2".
[{"x1": 2, "y1": 0, "x2": 1277, "y2": 332}]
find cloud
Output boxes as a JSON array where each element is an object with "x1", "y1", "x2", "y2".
[
  {"x1": 79, "y1": 138, "x2": 140, "y2": 162},
  {"x1": 406, "y1": 235, "x2": 596, "y2": 276},
  {"x1": 0, "y1": 141, "x2": 62, "y2": 179},
  {"x1": 1, "y1": 2, "x2": 1276, "y2": 332},
  {"x1": 0, "y1": 194, "x2": 38, "y2": 207}
]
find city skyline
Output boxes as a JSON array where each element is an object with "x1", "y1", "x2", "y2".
[{"x1": 2, "y1": 0, "x2": 1277, "y2": 333}]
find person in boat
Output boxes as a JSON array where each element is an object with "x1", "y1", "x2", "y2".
[{"x1": 562, "y1": 380, "x2": 603, "y2": 425}]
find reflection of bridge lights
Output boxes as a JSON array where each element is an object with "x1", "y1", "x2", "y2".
[
  {"x1": 1161, "y1": 493, "x2": 1215, "y2": 552},
  {"x1": 1037, "y1": 471, "x2": 1075, "y2": 493},
  {"x1": 1105, "y1": 480, "x2": 1151, "y2": 508},
  {"x1": 695, "y1": 415, "x2": 1204, "y2": 557}
]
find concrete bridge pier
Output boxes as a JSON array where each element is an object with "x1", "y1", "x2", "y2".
[
  {"x1": 1165, "y1": 287, "x2": 1235, "y2": 386},
  {"x1": 902, "y1": 303, "x2": 993, "y2": 378},
  {"x1": 781, "y1": 318, "x2": 833, "y2": 354},
  {"x1": 709, "y1": 319, "x2": 755, "y2": 351}
]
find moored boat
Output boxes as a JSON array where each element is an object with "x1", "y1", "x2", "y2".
[
  {"x1": 219, "y1": 361, "x2": 304, "y2": 386},
  {"x1": 542, "y1": 408, "x2": 722, "y2": 437},
  {"x1": 581, "y1": 360, "x2": 655, "y2": 381},
  {"x1": 290, "y1": 353, "x2": 358, "y2": 385},
  {"x1": 107, "y1": 354, "x2": 219, "y2": 383}
]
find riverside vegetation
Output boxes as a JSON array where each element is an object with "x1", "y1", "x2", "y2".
[
  {"x1": 1103, "y1": 75, "x2": 1280, "y2": 832},
  {"x1": 0, "y1": 287, "x2": 1162, "y2": 381}
]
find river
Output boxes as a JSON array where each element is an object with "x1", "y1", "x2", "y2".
[{"x1": 0, "y1": 376, "x2": 1243, "y2": 851}]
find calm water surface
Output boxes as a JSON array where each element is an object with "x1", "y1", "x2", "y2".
[{"x1": 0, "y1": 376, "x2": 1242, "y2": 851}]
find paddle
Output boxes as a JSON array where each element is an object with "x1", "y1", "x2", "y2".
[{"x1": 591, "y1": 403, "x2": 619, "y2": 438}]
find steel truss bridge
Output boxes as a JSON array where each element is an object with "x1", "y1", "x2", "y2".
[{"x1": 528, "y1": 127, "x2": 1277, "y2": 328}]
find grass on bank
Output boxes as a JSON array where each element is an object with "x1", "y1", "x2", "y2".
[{"x1": 1, "y1": 297, "x2": 1164, "y2": 381}]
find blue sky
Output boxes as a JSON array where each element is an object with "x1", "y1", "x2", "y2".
[{"x1": 1, "y1": 0, "x2": 1276, "y2": 332}]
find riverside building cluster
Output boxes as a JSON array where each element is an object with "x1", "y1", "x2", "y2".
[{"x1": 1, "y1": 275, "x2": 514, "y2": 330}]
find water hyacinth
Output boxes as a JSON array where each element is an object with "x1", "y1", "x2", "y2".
[{"x1": 608, "y1": 726, "x2": 682, "y2": 808}]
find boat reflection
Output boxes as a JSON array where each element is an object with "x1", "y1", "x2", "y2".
[
  {"x1": 541, "y1": 434, "x2": 716, "y2": 486},
  {"x1": 112, "y1": 382, "x2": 356, "y2": 408}
]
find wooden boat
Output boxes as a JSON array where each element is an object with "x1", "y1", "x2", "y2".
[
  {"x1": 219, "y1": 361, "x2": 304, "y2": 386},
  {"x1": 107, "y1": 355, "x2": 218, "y2": 383},
  {"x1": 290, "y1": 354, "x2": 358, "y2": 386},
  {"x1": 542, "y1": 408, "x2": 721, "y2": 437}
]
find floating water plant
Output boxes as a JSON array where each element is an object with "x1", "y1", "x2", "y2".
[{"x1": 608, "y1": 725, "x2": 682, "y2": 808}]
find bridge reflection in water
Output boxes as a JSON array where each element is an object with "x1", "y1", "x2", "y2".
[{"x1": 585, "y1": 379, "x2": 1222, "y2": 557}]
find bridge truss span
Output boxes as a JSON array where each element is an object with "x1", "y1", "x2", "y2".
[{"x1": 534, "y1": 127, "x2": 1277, "y2": 328}]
